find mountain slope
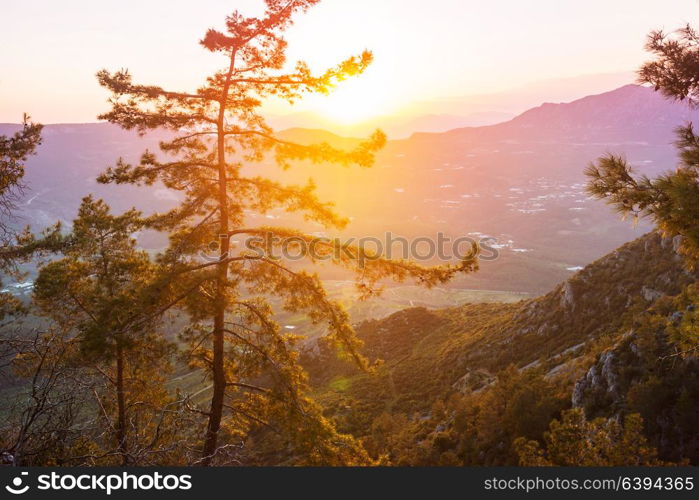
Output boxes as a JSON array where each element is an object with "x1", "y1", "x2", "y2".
[
  {"x1": 418, "y1": 84, "x2": 699, "y2": 144},
  {"x1": 304, "y1": 232, "x2": 699, "y2": 464}
]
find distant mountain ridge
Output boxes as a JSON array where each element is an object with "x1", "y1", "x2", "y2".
[
  {"x1": 267, "y1": 111, "x2": 515, "y2": 139},
  {"x1": 1, "y1": 84, "x2": 695, "y2": 293},
  {"x1": 412, "y1": 84, "x2": 699, "y2": 144},
  {"x1": 503, "y1": 84, "x2": 699, "y2": 143},
  {"x1": 2, "y1": 84, "x2": 689, "y2": 149}
]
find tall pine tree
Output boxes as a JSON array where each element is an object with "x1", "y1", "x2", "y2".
[
  {"x1": 33, "y1": 197, "x2": 178, "y2": 465},
  {"x1": 97, "y1": 0, "x2": 477, "y2": 465}
]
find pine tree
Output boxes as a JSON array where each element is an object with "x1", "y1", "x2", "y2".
[
  {"x1": 586, "y1": 24, "x2": 699, "y2": 356},
  {"x1": 32, "y1": 196, "x2": 178, "y2": 465},
  {"x1": 0, "y1": 116, "x2": 62, "y2": 320},
  {"x1": 515, "y1": 408, "x2": 662, "y2": 466},
  {"x1": 96, "y1": 0, "x2": 477, "y2": 465},
  {"x1": 0, "y1": 115, "x2": 42, "y2": 232},
  {"x1": 586, "y1": 24, "x2": 699, "y2": 262}
]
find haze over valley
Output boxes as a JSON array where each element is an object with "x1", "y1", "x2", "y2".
[{"x1": 3, "y1": 83, "x2": 688, "y2": 296}]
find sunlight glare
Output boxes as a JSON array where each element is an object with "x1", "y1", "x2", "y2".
[{"x1": 313, "y1": 70, "x2": 394, "y2": 124}]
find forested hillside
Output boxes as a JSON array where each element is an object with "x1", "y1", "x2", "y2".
[
  {"x1": 303, "y1": 232, "x2": 699, "y2": 465},
  {"x1": 2, "y1": 0, "x2": 699, "y2": 470}
]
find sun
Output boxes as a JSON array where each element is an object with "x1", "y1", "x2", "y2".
[{"x1": 312, "y1": 72, "x2": 393, "y2": 124}]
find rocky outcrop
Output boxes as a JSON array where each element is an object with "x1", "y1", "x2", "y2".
[
  {"x1": 513, "y1": 232, "x2": 698, "y2": 340},
  {"x1": 572, "y1": 350, "x2": 624, "y2": 408},
  {"x1": 672, "y1": 235, "x2": 684, "y2": 253},
  {"x1": 452, "y1": 369, "x2": 495, "y2": 394},
  {"x1": 560, "y1": 281, "x2": 577, "y2": 309},
  {"x1": 642, "y1": 286, "x2": 664, "y2": 302},
  {"x1": 571, "y1": 322, "x2": 699, "y2": 463}
]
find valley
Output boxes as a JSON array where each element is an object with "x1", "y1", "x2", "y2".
[{"x1": 2, "y1": 82, "x2": 698, "y2": 466}]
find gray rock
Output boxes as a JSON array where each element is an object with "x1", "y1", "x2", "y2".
[
  {"x1": 572, "y1": 351, "x2": 620, "y2": 407},
  {"x1": 670, "y1": 311, "x2": 684, "y2": 324},
  {"x1": 672, "y1": 235, "x2": 684, "y2": 254},
  {"x1": 642, "y1": 286, "x2": 664, "y2": 302},
  {"x1": 560, "y1": 281, "x2": 576, "y2": 309}
]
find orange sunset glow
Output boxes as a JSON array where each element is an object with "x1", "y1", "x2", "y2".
[{"x1": 1, "y1": 0, "x2": 699, "y2": 480}]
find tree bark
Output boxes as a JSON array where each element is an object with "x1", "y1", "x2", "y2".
[
  {"x1": 201, "y1": 49, "x2": 236, "y2": 466},
  {"x1": 115, "y1": 342, "x2": 128, "y2": 466}
]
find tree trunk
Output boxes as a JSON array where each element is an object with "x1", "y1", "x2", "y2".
[
  {"x1": 201, "y1": 50, "x2": 235, "y2": 466},
  {"x1": 201, "y1": 297, "x2": 226, "y2": 465},
  {"x1": 116, "y1": 342, "x2": 128, "y2": 466}
]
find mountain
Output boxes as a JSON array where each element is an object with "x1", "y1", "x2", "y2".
[
  {"x1": 303, "y1": 232, "x2": 699, "y2": 464},
  {"x1": 2, "y1": 84, "x2": 695, "y2": 293},
  {"x1": 267, "y1": 110, "x2": 515, "y2": 139},
  {"x1": 281, "y1": 85, "x2": 694, "y2": 292},
  {"x1": 266, "y1": 72, "x2": 637, "y2": 139},
  {"x1": 407, "y1": 84, "x2": 699, "y2": 147},
  {"x1": 0, "y1": 123, "x2": 176, "y2": 248},
  {"x1": 402, "y1": 72, "x2": 635, "y2": 126},
  {"x1": 483, "y1": 83, "x2": 699, "y2": 144}
]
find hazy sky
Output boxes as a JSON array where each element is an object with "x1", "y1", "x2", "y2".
[{"x1": 2, "y1": 0, "x2": 698, "y2": 123}]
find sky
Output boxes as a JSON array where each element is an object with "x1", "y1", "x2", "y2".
[{"x1": 1, "y1": 0, "x2": 698, "y2": 124}]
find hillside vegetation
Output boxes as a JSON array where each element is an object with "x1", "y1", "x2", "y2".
[{"x1": 302, "y1": 232, "x2": 699, "y2": 465}]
